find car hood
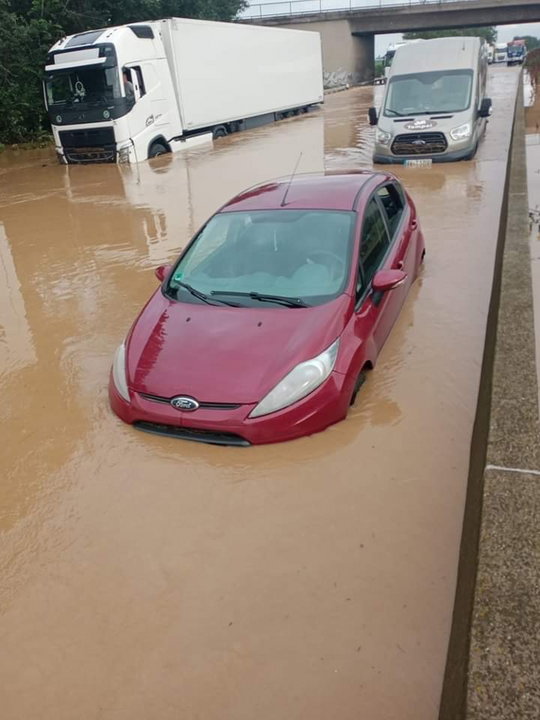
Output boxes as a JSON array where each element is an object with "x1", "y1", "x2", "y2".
[{"x1": 127, "y1": 291, "x2": 351, "y2": 403}]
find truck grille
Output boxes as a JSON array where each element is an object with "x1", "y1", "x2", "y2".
[
  {"x1": 391, "y1": 132, "x2": 448, "y2": 156},
  {"x1": 59, "y1": 128, "x2": 116, "y2": 164}
]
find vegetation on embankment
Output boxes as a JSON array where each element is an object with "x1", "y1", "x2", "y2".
[
  {"x1": 0, "y1": 0, "x2": 246, "y2": 146},
  {"x1": 525, "y1": 47, "x2": 540, "y2": 86}
]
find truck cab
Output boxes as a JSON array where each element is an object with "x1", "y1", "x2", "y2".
[
  {"x1": 44, "y1": 23, "x2": 183, "y2": 164},
  {"x1": 506, "y1": 40, "x2": 526, "y2": 66}
]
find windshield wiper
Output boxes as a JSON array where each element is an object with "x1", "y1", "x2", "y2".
[
  {"x1": 172, "y1": 281, "x2": 239, "y2": 307},
  {"x1": 211, "y1": 290, "x2": 309, "y2": 308},
  {"x1": 384, "y1": 108, "x2": 408, "y2": 117}
]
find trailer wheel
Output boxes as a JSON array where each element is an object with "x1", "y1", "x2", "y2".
[
  {"x1": 148, "y1": 141, "x2": 168, "y2": 158},
  {"x1": 213, "y1": 125, "x2": 228, "y2": 139}
]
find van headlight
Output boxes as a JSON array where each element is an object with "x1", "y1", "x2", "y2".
[
  {"x1": 376, "y1": 128, "x2": 392, "y2": 146},
  {"x1": 112, "y1": 343, "x2": 130, "y2": 402},
  {"x1": 249, "y1": 339, "x2": 339, "y2": 418},
  {"x1": 450, "y1": 123, "x2": 472, "y2": 141}
]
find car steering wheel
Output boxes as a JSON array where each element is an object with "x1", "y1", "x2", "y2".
[{"x1": 307, "y1": 250, "x2": 345, "y2": 281}]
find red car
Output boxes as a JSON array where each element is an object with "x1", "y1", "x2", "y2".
[{"x1": 110, "y1": 171, "x2": 425, "y2": 445}]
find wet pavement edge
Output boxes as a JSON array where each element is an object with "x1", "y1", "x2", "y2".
[{"x1": 439, "y1": 74, "x2": 540, "y2": 720}]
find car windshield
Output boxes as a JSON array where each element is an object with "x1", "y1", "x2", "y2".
[
  {"x1": 45, "y1": 66, "x2": 122, "y2": 107},
  {"x1": 166, "y1": 209, "x2": 356, "y2": 307},
  {"x1": 384, "y1": 69, "x2": 473, "y2": 116}
]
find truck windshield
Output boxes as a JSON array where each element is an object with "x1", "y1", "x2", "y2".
[
  {"x1": 384, "y1": 69, "x2": 473, "y2": 116},
  {"x1": 45, "y1": 66, "x2": 122, "y2": 107}
]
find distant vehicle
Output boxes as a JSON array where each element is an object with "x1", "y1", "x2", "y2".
[
  {"x1": 369, "y1": 36, "x2": 492, "y2": 164},
  {"x1": 494, "y1": 43, "x2": 508, "y2": 63},
  {"x1": 43, "y1": 18, "x2": 323, "y2": 164},
  {"x1": 486, "y1": 43, "x2": 495, "y2": 64},
  {"x1": 109, "y1": 172, "x2": 425, "y2": 445},
  {"x1": 383, "y1": 40, "x2": 423, "y2": 79},
  {"x1": 506, "y1": 39, "x2": 526, "y2": 66}
]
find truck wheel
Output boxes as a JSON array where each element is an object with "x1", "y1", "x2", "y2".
[
  {"x1": 148, "y1": 141, "x2": 168, "y2": 158},
  {"x1": 212, "y1": 125, "x2": 228, "y2": 139}
]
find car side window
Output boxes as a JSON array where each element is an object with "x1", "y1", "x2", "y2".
[
  {"x1": 376, "y1": 184, "x2": 404, "y2": 237},
  {"x1": 357, "y1": 198, "x2": 390, "y2": 297}
]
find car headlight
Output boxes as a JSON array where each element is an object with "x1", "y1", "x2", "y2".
[
  {"x1": 112, "y1": 343, "x2": 130, "y2": 402},
  {"x1": 450, "y1": 123, "x2": 472, "y2": 141},
  {"x1": 249, "y1": 339, "x2": 339, "y2": 418},
  {"x1": 376, "y1": 128, "x2": 392, "y2": 146}
]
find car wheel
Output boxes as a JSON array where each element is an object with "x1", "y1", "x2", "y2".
[
  {"x1": 148, "y1": 142, "x2": 168, "y2": 158},
  {"x1": 350, "y1": 369, "x2": 368, "y2": 406}
]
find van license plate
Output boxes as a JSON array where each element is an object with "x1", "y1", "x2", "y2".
[{"x1": 404, "y1": 159, "x2": 432, "y2": 167}]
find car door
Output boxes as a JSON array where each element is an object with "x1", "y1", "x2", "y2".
[{"x1": 354, "y1": 196, "x2": 392, "y2": 353}]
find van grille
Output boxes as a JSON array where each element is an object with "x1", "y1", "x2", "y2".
[{"x1": 391, "y1": 132, "x2": 448, "y2": 156}]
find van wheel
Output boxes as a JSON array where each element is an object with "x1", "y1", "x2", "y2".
[
  {"x1": 350, "y1": 369, "x2": 368, "y2": 406},
  {"x1": 148, "y1": 141, "x2": 168, "y2": 158},
  {"x1": 213, "y1": 125, "x2": 228, "y2": 139}
]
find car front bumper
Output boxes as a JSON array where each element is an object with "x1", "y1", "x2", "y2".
[{"x1": 109, "y1": 370, "x2": 352, "y2": 446}]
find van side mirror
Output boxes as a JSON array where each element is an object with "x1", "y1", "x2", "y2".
[
  {"x1": 368, "y1": 107, "x2": 378, "y2": 126},
  {"x1": 155, "y1": 264, "x2": 172, "y2": 282},
  {"x1": 479, "y1": 98, "x2": 492, "y2": 118}
]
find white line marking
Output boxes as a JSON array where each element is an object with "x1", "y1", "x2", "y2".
[{"x1": 485, "y1": 464, "x2": 540, "y2": 477}]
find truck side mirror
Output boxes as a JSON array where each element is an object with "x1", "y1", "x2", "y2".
[
  {"x1": 479, "y1": 98, "x2": 492, "y2": 118},
  {"x1": 368, "y1": 107, "x2": 378, "y2": 126}
]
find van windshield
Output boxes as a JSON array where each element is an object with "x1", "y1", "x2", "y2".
[{"x1": 384, "y1": 69, "x2": 474, "y2": 116}]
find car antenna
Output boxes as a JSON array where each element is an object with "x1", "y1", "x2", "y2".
[{"x1": 280, "y1": 152, "x2": 303, "y2": 207}]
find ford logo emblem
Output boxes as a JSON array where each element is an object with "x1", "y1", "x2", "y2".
[
  {"x1": 412, "y1": 139, "x2": 426, "y2": 145},
  {"x1": 170, "y1": 396, "x2": 199, "y2": 411}
]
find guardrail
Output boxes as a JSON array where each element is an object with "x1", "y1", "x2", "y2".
[{"x1": 242, "y1": 0, "x2": 477, "y2": 19}]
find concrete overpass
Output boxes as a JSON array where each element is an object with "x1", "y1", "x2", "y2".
[{"x1": 242, "y1": 0, "x2": 540, "y2": 84}]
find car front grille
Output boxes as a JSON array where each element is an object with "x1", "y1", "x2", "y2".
[
  {"x1": 134, "y1": 421, "x2": 250, "y2": 447},
  {"x1": 138, "y1": 392, "x2": 241, "y2": 410},
  {"x1": 391, "y1": 132, "x2": 448, "y2": 156}
]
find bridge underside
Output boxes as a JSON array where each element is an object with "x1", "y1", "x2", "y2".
[{"x1": 251, "y1": 0, "x2": 540, "y2": 87}]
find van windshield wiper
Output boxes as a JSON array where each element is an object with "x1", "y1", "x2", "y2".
[
  {"x1": 173, "y1": 281, "x2": 239, "y2": 307},
  {"x1": 210, "y1": 290, "x2": 309, "y2": 308},
  {"x1": 385, "y1": 108, "x2": 409, "y2": 117}
]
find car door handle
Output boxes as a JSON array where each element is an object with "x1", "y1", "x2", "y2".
[
  {"x1": 411, "y1": 219, "x2": 418, "y2": 230},
  {"x1": 394, "y1": 260, "x2": 404, "y2": 270}
]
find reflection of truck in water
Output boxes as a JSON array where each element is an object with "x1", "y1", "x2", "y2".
[
  {"x1": 43, "y1": 18, "x2": 323, "y2": 164},
  {"x1": 370, "y1": 37, "x2": 492, "y2": 164},
  {"x1": 506, "y1": 39, "x2": 526, "y2": 66},
  {"x1": 494, "y1": 43, "x2": 508, "y2": 63}
]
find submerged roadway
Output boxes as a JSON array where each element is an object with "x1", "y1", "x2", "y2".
[{"x1": 0, "y1": 66, "x2": 520, "y2": 720}]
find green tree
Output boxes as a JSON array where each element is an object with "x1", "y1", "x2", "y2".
[
  {"x1": 0, "y1": 0, "x2": 247, "y2": 145},
  {"x1": 403, "y1": 27, "x2": 497, "y2": 45}
]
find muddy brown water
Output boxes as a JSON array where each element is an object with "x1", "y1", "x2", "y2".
[{"x1": 0, "y1": 67, "x2": 519, "y2": 720}]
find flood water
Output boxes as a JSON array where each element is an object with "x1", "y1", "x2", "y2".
[{"x1": 0, "y1": 67, "x2": 520, "y2": 720}]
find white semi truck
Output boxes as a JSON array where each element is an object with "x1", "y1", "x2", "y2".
[{"x1": 43, "y1": 18, "x2": 323, "y2": 164}]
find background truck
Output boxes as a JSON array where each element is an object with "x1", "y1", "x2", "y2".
[
  {"x1": 494, "y1": 43, "x2": 508, "y2": 63},
  {"x1": 506, "y1": 39, "x2": 526, "y2": 66},
  {"x1": 43, "y1": 18, "x2": 323, "y2": 164}
]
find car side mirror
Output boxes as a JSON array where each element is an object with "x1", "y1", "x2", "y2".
[
  {"x1": 155, "y1": 264, "x2": 171, "y2": 282},
  {"x1": 368, "y1": 107, "x2": 378, "y2": 126},
  {"x1": 479, "y1": 97, "x2": 492, "y2": 118},
  {"x1": 372, "y1": 269, "x2": 407, "y2": 293}
]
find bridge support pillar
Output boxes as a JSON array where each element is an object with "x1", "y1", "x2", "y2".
[{"x1": 272, "y1": 19, "x2": 374, "y2": 87}]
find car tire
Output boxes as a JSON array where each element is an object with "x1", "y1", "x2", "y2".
[
  {"x1": 350, "y1": 369, "x2": 368, "y2": 406},
  {"x1": 148, "y1": 142, "x2": 168, "y2": 158}
]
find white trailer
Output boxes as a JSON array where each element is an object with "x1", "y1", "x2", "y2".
[{"x1": 43, "y1": 18, "x2": 323, "y2": 164}]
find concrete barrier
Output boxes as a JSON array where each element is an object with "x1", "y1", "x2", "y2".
[{"x1": 439, "y1": 74, "x2": 540, "y2": 720}]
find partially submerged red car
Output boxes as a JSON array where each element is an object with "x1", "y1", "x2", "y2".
[{"x1": 110, "y1": 171, "x2": 425, "y2": 445}]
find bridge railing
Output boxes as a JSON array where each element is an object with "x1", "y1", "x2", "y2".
[{"x1": 242, "y1": 0, "x2": 470, "y2": 19}]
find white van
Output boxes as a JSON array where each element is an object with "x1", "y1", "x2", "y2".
[{"x1": 369, "y1": 37, "x2": 492, "y2": 164}]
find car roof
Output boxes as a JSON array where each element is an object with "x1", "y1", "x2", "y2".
[{"x1": 220, "y1": 171, "x2": 391, "y2": 213}]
